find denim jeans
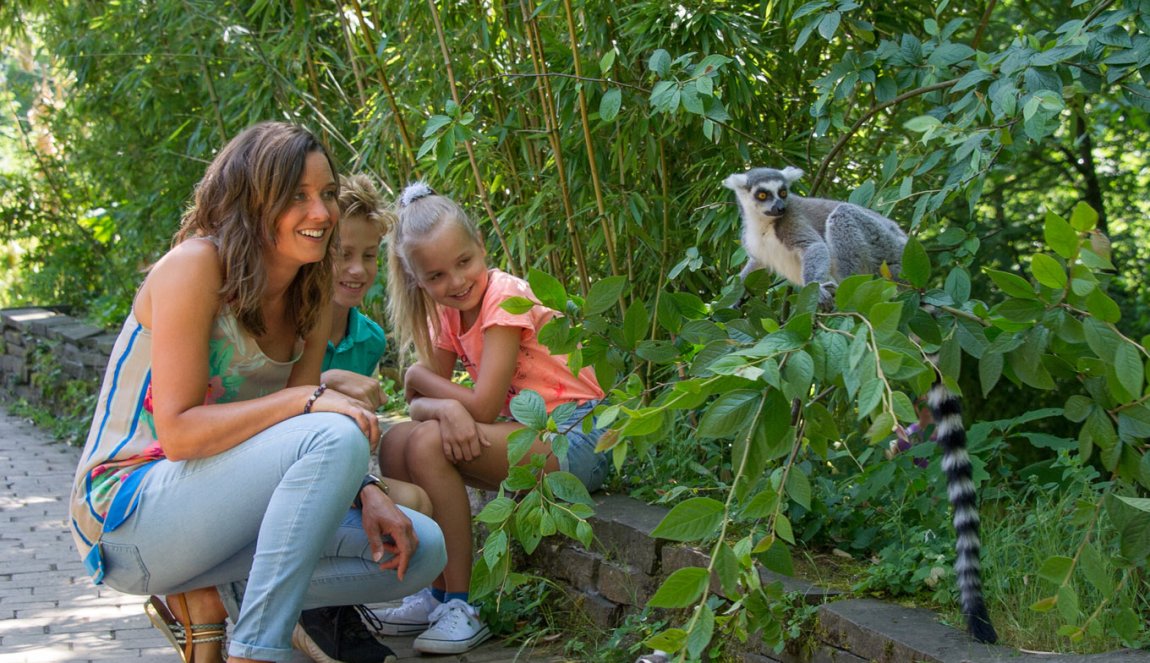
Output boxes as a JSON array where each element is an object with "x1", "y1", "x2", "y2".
[
  {"x1": 98, "y1": 413, "x2": 447, "y2": 661},
  {"x1": 553, "y1": 399, "x2": 611, "y2": 492}
]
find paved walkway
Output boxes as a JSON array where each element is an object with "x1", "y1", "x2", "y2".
[{"x1": 0, "y1": 405, "x2": 565, "y2": 662}]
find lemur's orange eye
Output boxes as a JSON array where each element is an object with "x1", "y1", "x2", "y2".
[
  {"x1": 779, "y1": 189, "x2": 788, "y2": 198},
  {"x1": 755, "y1": 191, "x2": 768, "y2": 201}
]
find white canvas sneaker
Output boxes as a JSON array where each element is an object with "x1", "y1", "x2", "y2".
[
  {"x1": 412, "y1": 599, "x2": 492, "y2": 655},
  {"x1": 371, "y1": 587, "x2": 440, "y2": 636}
]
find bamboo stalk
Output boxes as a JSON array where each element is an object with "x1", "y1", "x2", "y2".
[
  {"x1": 335, "y1": 4, "x2": 369, "y2": 110},
  {"x1": 349, "y1": 0, "x2": 419, "y2": 177},
  {"x1": 198, "y1": 54, "x2": 228, "y2": 144},
  {"x1": 520, "y1": 0, "x2": 590, "y2": 294},
  {"x1": 425, "y1": 0, "x2": 517, "y2": 274},
  {"x1": 561, "y1": 0, "x2": 618, "y2": 277}
]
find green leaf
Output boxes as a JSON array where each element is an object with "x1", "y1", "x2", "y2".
[
  {"x1": 979, "y1": 352, "x2": 1003, "y2": 397},
  {"x1": 1084, "y1": 288, "x2": 1121, "y2": 323},
  {"x1": 651, "y1": 497, "x2": 725, "y2": 542},
  {"x1": 985, "y1": 269, "x2": 1036, "y2": 299},
  {"x1": 698, "y1": 390, "x2": 762, "y2": 439},
  {"x1": 1044, "y1": 211, "x2": 1079, "y2": 259},
  {"x1": 545, "y1": 471, "x2": 595, "y2": 506},
  {"x1": 648, "y1": 49, "x2": 671, "y2": 77},
  {"x1": 775, "y1": 513, "x2": 795, "y2": 544},
  {"x1": 784, "y1": 469, "x2": 812, "y2": 510},
  {"x1": 500, "y1": 296, "x2": 535, "y2": 315},
  {"x1": 713, "y1": 542, "x2": 741, "y2": 597},
  {"x1": 904, "y1": 115, "x2": 941, "y2": 133},
  {"x1": 599, "y1": 88, "x2": 622, "y2": 122},
  {"x1": 1114, "y1": 341, "x2": 1144, "y2": 399},
  {"x1": 1030, "y1": 253, "x2": 1067, "y2": 289},
  {"x1": 649, "y1": 567, "x2": 709, "y2": 608},
  {"x1": 686, "y1": 603, "x2": 716, "y2": 659},
  {"x1": 866, "y1": 411, "x2": 895, "y2": 444},
  {"x1": 1069, "y1": 202, "x2": 1099, "y2": 231},
  {"x1": 622, "y1": 302, "x2": 650, "y2": 350},
  {"x1": 509, "y1": 390, "x2": 548, "y2": 430},
  {"x1": 900, "y1": 235, "x2": 930, "y2": 287},
  {"x1": 1036, "y1": 555, "x2": 1074, "y2": 585},
  {"x1": 527, "y1": 268, "x2": 567, "y2": 311},
  {"x1": 584, "y1": 275, "x2": 628, "y2": 316},
  {"x1": 505, "y1": 427, "x2": 539, "y2": 467},
  {"x1": 476, "y1": 496, "x2": 517, "y2": 524},
  {"x1": 1106, "y1": 494, "x2": 1150, "y2": 564}
]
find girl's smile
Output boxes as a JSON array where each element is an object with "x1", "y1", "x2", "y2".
[{"x1": 408, "y1": 222, "x2": 488, "y2": 315}]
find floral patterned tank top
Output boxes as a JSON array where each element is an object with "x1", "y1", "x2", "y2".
[{"x1": 69, "y1": 309, "x2": 303, "y2": 582}]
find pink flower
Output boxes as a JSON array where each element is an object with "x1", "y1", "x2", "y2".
[{"x1": 204, "y1": 376, "x2": 225, "y2": 405}]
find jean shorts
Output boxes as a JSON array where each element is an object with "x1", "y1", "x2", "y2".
[{"x1": 549, "y1": 400, "x2": 611, "y2": 492}]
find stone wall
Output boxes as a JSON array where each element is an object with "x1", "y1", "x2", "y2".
[{"x1": 0, "y1": 307, "x2": 113, "y2": 410}]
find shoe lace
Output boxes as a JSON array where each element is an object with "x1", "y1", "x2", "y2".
[
  {"x1": 427, "y1": 598, "x2": 478, "y2": 625},
  {"x1": 340, "y1": 605, "x2": 386, "y2": 643}
]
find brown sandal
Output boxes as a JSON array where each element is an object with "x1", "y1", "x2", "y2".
[{"x1": 144, "y1": 594, "x2": 227, "y2": 662}]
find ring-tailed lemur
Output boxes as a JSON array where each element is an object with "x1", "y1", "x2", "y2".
[{"x1": 723, "y1": 166, "x2": 998, "y2": 644}]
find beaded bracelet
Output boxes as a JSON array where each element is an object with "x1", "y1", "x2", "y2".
[{"x1": 303, "y1": 383, "x2": 327, "y2": 414}]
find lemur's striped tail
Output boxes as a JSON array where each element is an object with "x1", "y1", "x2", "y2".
[{"x1": 927, "y1": 380, "x2": 998, "y2": 644}]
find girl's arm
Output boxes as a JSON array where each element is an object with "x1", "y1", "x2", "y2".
[
  {"x1": 143, "y1": 240, "x2": 376, "y2": 460},
  {"x1": 405, "y1": 325, "x2": 521, "y2": 423}
]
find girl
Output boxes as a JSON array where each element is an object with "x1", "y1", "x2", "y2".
[
  {"x1": 374, "y1": 182, "x2": 610, "y2": 655},
  {"x1": 68, "y1": 123, "x2": 445, "y2": 663}
]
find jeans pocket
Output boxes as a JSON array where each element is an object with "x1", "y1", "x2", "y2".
[{"x1": 99, "y1": 541, "x2": 151, "y2": 595}]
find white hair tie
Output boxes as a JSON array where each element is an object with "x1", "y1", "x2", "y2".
[{"x1": 399, "y1": 181, "x2": 435, "y2": 208}]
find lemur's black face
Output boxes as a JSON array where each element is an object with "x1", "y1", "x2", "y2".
[{"x1": 745, "y1": 172, "x2": 789, "y2": 218}]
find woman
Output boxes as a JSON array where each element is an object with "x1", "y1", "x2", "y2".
[{"x1": 68, "y1": 122, "x2": 445, "y2": 663}]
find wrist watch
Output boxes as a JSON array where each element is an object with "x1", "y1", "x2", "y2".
[{"x1": 352, "y1": 473, "x2": 389, "y2": 509}]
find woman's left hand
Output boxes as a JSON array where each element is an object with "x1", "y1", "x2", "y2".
[{"x1": 359, "y1": 483, "x2": 418, "y2": 580}]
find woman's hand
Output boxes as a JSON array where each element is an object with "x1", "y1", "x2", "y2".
[
  {"x1": 358, "y1": 485, "x2": 418, "y2": 580},
  {"x1": 308, "y1": 387, "x2": 380, "y2": 446},
  {"x1": 322, "y1": 369, "x2": 387, "y2": 411}
]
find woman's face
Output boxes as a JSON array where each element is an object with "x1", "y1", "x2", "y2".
[
  {"x1": 332, "y1": 215, "x2": 381, "y2": 310},
  {"x1": 271, "y1": 151, "x2": 339, "y2": 268}
]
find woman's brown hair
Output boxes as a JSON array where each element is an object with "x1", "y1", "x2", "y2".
[{"x1": 174, "y1": 122, "x2": 337, "y2": 338}]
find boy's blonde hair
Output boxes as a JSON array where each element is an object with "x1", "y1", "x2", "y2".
[
  {"x1": 338, "y1": 173, "x2": 394, "y2": 236},
  {"x1": 386, "y1": 182, "x2": 483, "y2": 364}
]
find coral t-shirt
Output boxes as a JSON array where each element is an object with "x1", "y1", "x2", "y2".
[{"x1": 435, "y1": 269, "x2": 604, "y2": 416}]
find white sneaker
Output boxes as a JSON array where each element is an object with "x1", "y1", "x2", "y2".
[
  {"x1": 371, "y1": 588, "x2": 439, "y2": 636},
  {"x1": 412, "y1": 599, "x2": 492, "y2": 655}
]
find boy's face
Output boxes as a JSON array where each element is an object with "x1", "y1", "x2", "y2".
[{"x1": 332, "y1": 215, "x2": 380, "y2": 309}]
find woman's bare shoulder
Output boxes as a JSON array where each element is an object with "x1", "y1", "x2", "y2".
[{"x1": 135, "y1": 238, "x2": 223, "y2": 327}]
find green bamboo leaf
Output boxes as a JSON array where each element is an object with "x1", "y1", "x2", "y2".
[
  {"x1": 900, "y1": 236, "x2": 930, "y2": 287},
  {"x1": 651, "y1": 497, "x2": 725, "y2": 542},
  {"x1": 527, "y1": 268, "x2": 567, "y2": 311},
  {"x1": 599, "y1": 88, "x2": 622, "y2": 123},
  {"x1": 1030, "y1": 253, "x2": 1067, "y2": 289},
  {"x1": 1044, "y1": 211, "x2": 1079, "y2": 259},
  {"x1": 649, "y1": 567, "x2": 709, "y2": 608}
]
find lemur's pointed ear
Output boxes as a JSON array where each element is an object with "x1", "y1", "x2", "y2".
[
  {"x1": 780, "y1": 166, "x2": 804, "y2": 183},
  {"x1": 722, "y1": 173, "x2": 747, "y2": 190}
]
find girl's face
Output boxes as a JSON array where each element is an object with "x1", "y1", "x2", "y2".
[
  {"x1": 270, "y1": 151, "x2": 339, "y2": 268},
  {"x1": 407, "y1": 221, "x2": 488, "y2": 313},
  {"x1": 332, "y1": 215, "x2": 381, "y2": 310}
]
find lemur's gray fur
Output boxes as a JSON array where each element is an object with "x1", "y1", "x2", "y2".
[
  {"x1": 722, "y1": 166, "x2": 907, "y2": 309},
  {"x1": 721, "y1": 166, "x2": 998, "y2": 645}
]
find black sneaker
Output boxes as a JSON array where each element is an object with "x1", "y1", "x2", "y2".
[{"x1": 292, "y1": 605, "x2": 397, "y2": 663}]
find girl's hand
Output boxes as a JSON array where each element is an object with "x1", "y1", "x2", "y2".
[
  {"x1": 438, "y1": 401, "x2": 487, "y2": 463},
  {"x1": 358, "y1": 485, "x2": 418, "y2": 580},
  {"x1": 309, "y1": 387, "x2": 380, "y2": 445}
]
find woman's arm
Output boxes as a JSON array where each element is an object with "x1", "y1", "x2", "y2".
[
  {"x1": 141, "y1": 240, "x2": 375, "y2": 460},
  {"x1": 404, "y1": 325, "x2": 521, "y2": 423}
]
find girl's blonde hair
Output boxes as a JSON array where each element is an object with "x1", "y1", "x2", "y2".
[
  {"x1": 386, "y1": 182, "x2": 483, "y2": 364},
  {"x1": 174, "y1": 121, "x2": 336, "y2": 338},
  {"x1": 338, "y1": 173, "x2": 394, "y2": 236}
]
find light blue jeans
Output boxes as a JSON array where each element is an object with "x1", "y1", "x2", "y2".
[{"x1": 98, "y1": 413, "x2": 447, "y2": 661}]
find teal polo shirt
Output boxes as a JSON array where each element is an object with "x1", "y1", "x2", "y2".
[{"x1": 322, "y1": 307, "x2": 388, "y2": 376}]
